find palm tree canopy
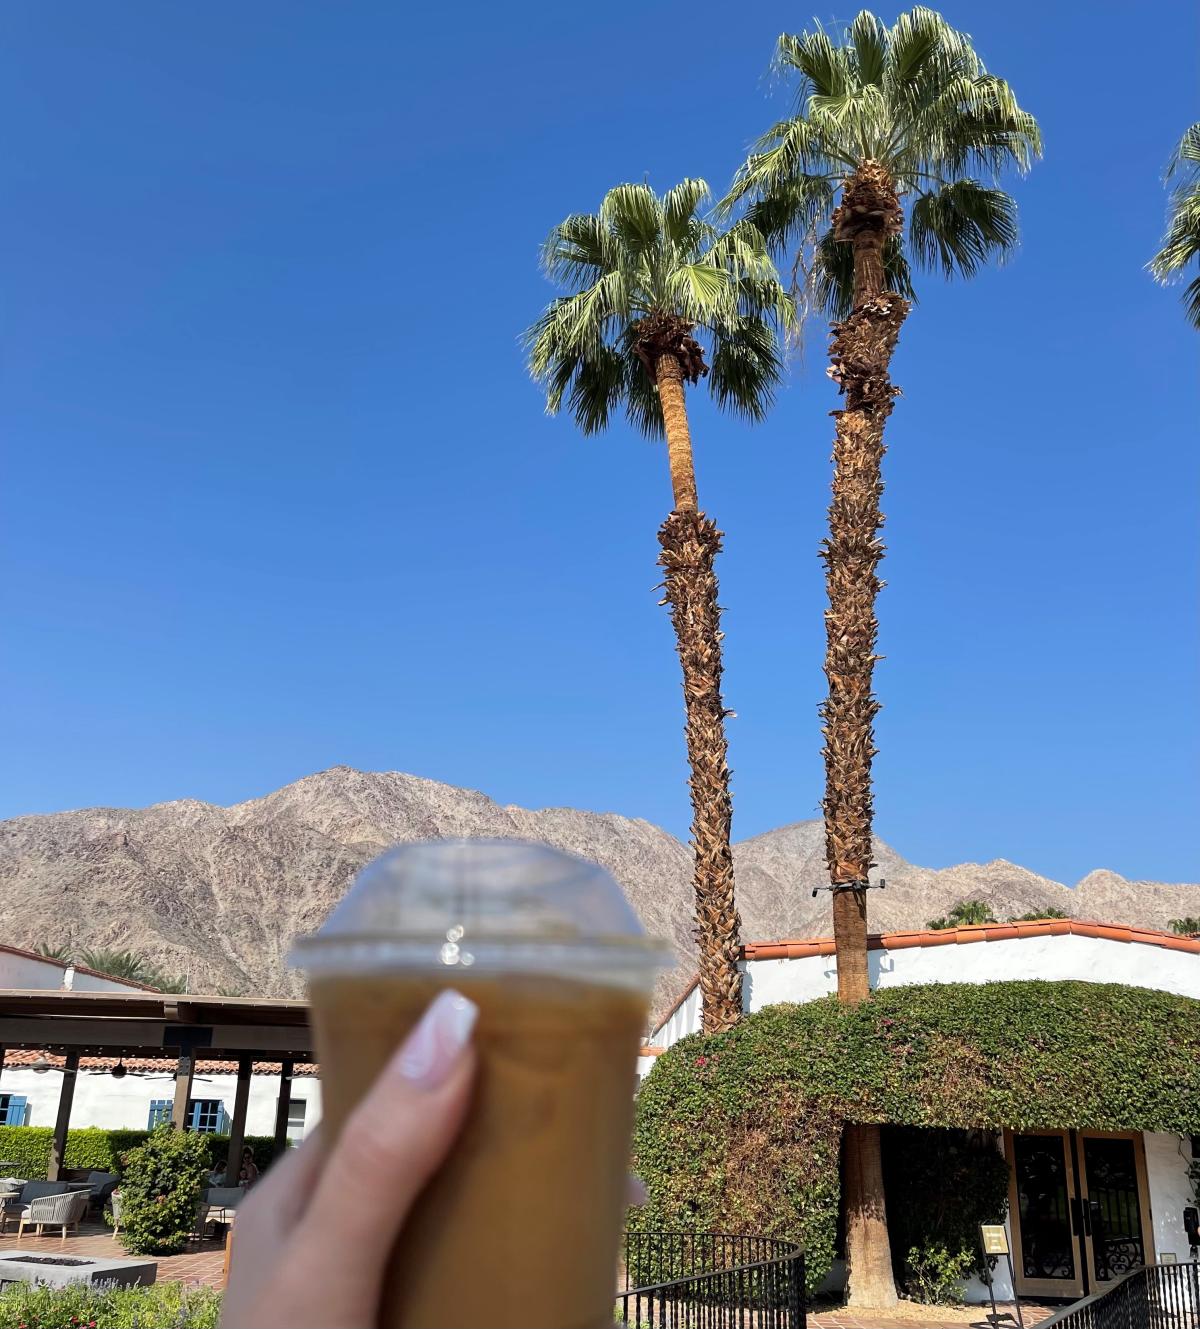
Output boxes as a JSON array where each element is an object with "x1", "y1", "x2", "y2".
[
  {"x1": 525, "y1": 179, "x2": 794, "y2": 437},
  {"x1": 1149, "y1": 123, "x2": 1200, "y2": 328},
  {"x1": 723, "y1": 7, "x2": 1042, "y2": 317}
]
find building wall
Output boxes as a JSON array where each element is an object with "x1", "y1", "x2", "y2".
[
  {"x1": 1145, "y1": 1131, "x2": 1196, "y2": 1264},
  {"x1": 0, "y1": 951, "x2": 140, "y2": 994},
  {"x1": 652, "y1": 934, "x2": 1200, "y2": 1049},
  {"x1": 0, "y1": 1066, "x2": 322, "y2": 1139}
]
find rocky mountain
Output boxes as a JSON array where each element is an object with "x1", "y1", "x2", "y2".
[{"x1": 0, "y1": 767, "x2": 1195, "y2": 1009}]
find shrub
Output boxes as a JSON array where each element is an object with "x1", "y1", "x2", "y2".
[
  {"x1": 0, "y1": 1127, "x2": 282, "y2": 1183},
  {"x1": 115, "y1": 1124, "x2": 212, "y2": 1255},
  {"x1": 0, "y1": 1278, "x2": 221, "y2": 1328},
  {"x1": 632, "y1": 981, "x2": 1200, "y2": 1295},
  {"x1": 904, "y1": 1243, "x2": 977, "y2": 1305}
]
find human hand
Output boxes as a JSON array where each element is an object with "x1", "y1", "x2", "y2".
[{"x1": 219, "y1": 989, "x2": 478, "y2": 1329}]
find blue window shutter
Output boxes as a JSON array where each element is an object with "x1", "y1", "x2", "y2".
[
  {"x1": 147, "y1": 1098, "x2": 171, "y2": 1129},
  {"x1": 187, "y1": 1101, "x2": 201, "y2": 1131},
  {"x1": 2, "y1": 1096, "x2": 27, "y2": 1126},
  {"x1": 219, "y1": 1107, "x2": 231, "y2": 1134}
]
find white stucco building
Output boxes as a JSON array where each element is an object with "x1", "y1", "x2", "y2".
[
  {"x1": 641, "y1": 918, "x2": 1200, "y2": 1304},
  {"x1": 0, "y1": 943, "x2": 320, "y2": 1148}
]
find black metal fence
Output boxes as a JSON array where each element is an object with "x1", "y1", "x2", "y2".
[
  {"x1": 1037, "y1": 1262, "x2": 1200, "y2": 1329},
  {"x1": 616, "y1": 1231, "x2": 805, "y2": 1329}
]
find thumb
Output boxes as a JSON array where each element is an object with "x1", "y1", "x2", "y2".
[{"x1": 296, "y1": 990, "x2": 477, "y2": 1278}]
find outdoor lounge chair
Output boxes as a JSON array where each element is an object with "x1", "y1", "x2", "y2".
[
  {"x1": 196, "y1": 1185, "x2": 243, "y2": 1239},
  {"x1": 0, "y1": 1180, "x2": 68, "y2": 1233},
  {"x1": 15, "y1": 1187, "x2": 90, "y2": 1244}
]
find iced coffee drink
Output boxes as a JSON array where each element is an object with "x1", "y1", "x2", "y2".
[{"x1": 293, "y1": 840, "x2": 667, "y2": 1329}]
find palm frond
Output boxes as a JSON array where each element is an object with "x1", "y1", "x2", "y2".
[
  {"x1": 1150, "y1": 125, "x2": 1200, "y2": 328},
  {"x1": 908, "y1": 179, "x2": 1018, "y2": 278}
]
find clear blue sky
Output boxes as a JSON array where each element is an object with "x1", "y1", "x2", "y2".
[{"x1": 3, "y1": 2, "x2": 1197, "y2": 886}]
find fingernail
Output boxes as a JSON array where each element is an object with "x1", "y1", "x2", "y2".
[{"x1": 395, "y1": 989, "x2": 477, "y2": 1091}]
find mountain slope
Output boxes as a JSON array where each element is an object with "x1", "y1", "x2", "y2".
[{"x1": 1, "y1": 767, "x2": 1195, "y2": 1003}]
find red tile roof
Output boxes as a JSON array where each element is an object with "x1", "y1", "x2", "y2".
[
  {"x1": 741, "y1": 918, "x2": 1200, "y2": 960},
  {"x1": 2, "y1": 1050, "x2": 318, "y2": 1077}
]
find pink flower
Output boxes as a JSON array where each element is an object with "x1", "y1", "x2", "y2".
[{"x1": 695, "y1": 1055, "x2": 709, "y2": 1068}]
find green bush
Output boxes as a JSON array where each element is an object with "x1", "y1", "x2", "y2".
[
  {"x1": 633, "y1": 981, "x2": 1200, "y2": 1295},
  {"x1": 0, "y1": 1126, "x2": 282, "y2": 1182},
  {"x1": 904, "y1": 1243, "x2": 977, "y2": 1305},
  {"x1": 0, "y1": 1278, "x2": 220, "y2": 1328},
  {"x1": 882, "y1": 1127, "x2": 1010, "y2": 1292},
  {"x1": 114, "y1": 1125, "x2": 212, "y2": 1256}
]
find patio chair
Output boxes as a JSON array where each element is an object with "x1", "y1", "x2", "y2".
[
  {"x1": 196, "y1": 1185, "x2": 243, "y2": 1240},
  {"x1": 15, "y1": 1187, "x2": 91, "y2": 1244},
  {"x1": 0, "y1": 1180, "x2": 68, "y2": 1233}
]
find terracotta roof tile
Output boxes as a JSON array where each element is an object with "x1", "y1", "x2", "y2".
[
  {"x1": 2, "y1": 1049, "x2": 318, "y2": 1077},
  {"x1": 740, "y1": 919, "x2": 1200, "y2": 961}
]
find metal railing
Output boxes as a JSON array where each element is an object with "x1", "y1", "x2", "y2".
[
  {"x1": 1037, "y1": 1262, "x2": 1200, "y2": 1329},
  {"x1": 616, "y1": 1231, "x2": 805, "y2": 1329}
]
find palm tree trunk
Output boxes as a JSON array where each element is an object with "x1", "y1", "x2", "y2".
[
  {"x1": 655, "y1": 351, "x2": 742, "y2": 1034},
  {"x1": 656, "y1": 352, "x2": 700, "y2": 512},
  {"x1": 822, "y1": 160, "x2": 909, "y2": 1308}
]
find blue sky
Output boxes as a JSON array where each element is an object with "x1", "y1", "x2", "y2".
[{"x1": 3, "y1": 2, "x2": 1197, "y2": 886}]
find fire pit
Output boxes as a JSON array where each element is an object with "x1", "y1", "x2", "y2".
[{"x1": 0, "y1": 1249, "x2": 156, "y2": 1289}]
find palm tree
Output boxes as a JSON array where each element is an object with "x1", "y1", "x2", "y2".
[
  {"x1": 526, "y1": 179, "x2": 793, "y2": 1033},
  {"x1": 77, "y1": 947, "x2": 185, "y2": 991},
  {"x1": 1150, "y1": 124, "x2": 1200, "y2": 328},
  {"x1": 926, "y1": 899, "x2": 996, "y2": 929},
  {"x1": 723, "y1": 8, "x2": 1040, "y2": 1306},
  {"x1": 1168, "y1": 917, "x2": 1200, "y2": 936}
]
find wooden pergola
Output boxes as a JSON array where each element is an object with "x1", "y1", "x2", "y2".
[{"x1": 0, "y1": 989, "x2": 314, "y2": 1183}]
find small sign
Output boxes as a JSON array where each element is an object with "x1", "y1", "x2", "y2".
[
  {"x1": 1160, "y1": 1252, "x2": 1178, "y2": 1264},
  {"x1": 980, "y1": 1224, "x2": 1009, "y2": 1255}
]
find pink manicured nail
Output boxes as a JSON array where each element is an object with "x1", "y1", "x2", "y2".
[{"x1": 395, "y1": 989, "x2": 477, "y2": 1091}]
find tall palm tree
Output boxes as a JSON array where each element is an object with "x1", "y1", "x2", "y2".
[
  {"x1": 525, "y1": 179, "x2": 793, "y2": 1033},
  {"x1": 723, "y1": 8, "x2": 1040, "y2": 1306},
  {"x1": 1150, "y1": 124, "x2": 1200, "y2": 328}
]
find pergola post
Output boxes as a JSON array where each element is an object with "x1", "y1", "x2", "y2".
[
  {"x1": 171, "y1": 1047, "x2": 195, "y2": 1130},
  {"x1": 223, "y1": 1057, "x2": 253, "y2": 1184},
  {"x1": 273, "y1": 1059, "x2": 294, "y2": 1158},
  {"x1": 46, "y1": 1050, "x2": 80, "y2": 1180}
]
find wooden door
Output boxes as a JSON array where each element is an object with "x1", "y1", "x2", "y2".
[
  {"x1": 1006, "y1": 1129, "x2": 1087, "y2": 1299},
  {"x1": 1077, "y1": 1131, "x2": 1152, "y2": 1289}
]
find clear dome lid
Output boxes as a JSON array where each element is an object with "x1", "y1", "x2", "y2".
[{"x1": 290, "y1": 838, "x2": 671, "y2": 987}]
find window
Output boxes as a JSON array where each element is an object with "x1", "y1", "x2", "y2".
[
  {"x1": 286, "y1": 1098, "x2": 307, "y2": 1141},
  {"x1": 187, "y1": 1100, "x2": 228, "y2": 1133},
  {"x1": 146, "y1": 1098, "x2": 229, "y2": 1132},
  {"x1": 0, "y1": 1095, "x2": 28, "y2": 1126}
]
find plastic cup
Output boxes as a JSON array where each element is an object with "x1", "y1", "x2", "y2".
[{"x1": 291, "y1": 838, "x2": 669, "y2": 1329}]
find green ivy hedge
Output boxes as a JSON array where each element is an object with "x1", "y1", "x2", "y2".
[
  {"x1": 0, "y1": 1125, "x2": 284, "y2": 1180},
  {"x1": 631, "y1": 981, "x2": 1200, "y2": 1293}
]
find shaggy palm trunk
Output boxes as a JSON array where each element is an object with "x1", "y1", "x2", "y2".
[
  {"x1": 654, "y1": 347, "x2": 742, "y2": 1034},
  {"x1": 821, "y1": 160, "x2": 909, "y2": 1309}
]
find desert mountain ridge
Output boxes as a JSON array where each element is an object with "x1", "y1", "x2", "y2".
[{"x1": 0, "y1": 765, "x2": 1195, "y2": 1008}]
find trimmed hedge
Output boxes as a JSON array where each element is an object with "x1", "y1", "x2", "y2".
[
  {"x1": 0, "y1": 1126, "x2": 284, "y2": 1180},
  {"x1": 631, "y1": 981, "x2": 1200, "y2": 1293}
]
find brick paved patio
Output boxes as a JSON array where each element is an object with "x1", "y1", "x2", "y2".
[{"x1": 0, "y1": 1219, "x2": 226, "y2": 1288}]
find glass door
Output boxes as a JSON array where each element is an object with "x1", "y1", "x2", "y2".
[
  {"x1": 1078, "y1": 1132, "x2": 1151, "y2": 1288},
  {"x1": 1007, "y1": 1130, "x2": 1086, "y2": 1299}
]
